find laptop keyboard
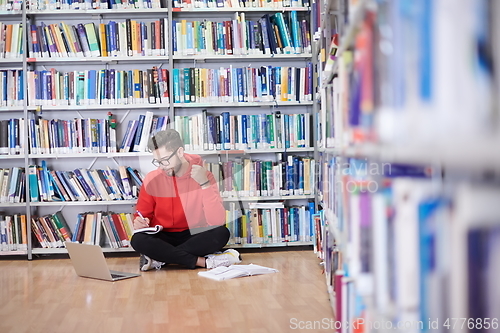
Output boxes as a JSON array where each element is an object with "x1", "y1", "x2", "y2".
[{"x1": 111, "y1": 274, "x2": 124, "y2": 279}]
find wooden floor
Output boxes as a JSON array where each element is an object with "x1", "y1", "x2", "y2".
[{"x1": 0, "y1": 250, "x2": 333, "y2": 333}]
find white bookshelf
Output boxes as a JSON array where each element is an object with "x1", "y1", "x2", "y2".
[{"x1": 0, "y1": 1, "x2": 317, "y2": 257}]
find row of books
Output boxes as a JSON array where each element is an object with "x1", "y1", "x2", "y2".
[
  {"x1": 120, "y1": 112, "x2": 169, "y2": 152},
  {"x1": 0, "y1": 167, "x2": 25, "y2": 204},
  {"x1": 27, "y1": 117, "x2": 118, "y2": 155},
  {"x1": 0, "y1": 70, "x2": 23, "y2": 107},
  {"x1": 26, "y1": 0, "x2": 162, "y2": 11},
  {"x1": 31, "y1": 211, "x2": 135, "y2": 249},
  {"x1": 27, "y1": 67, "x2": 170, "y2": 106},
  {"x1": 172, "y1": 65, "x2": 313, "y2": 103},
  {"x1": 0, "y1": 0, "x2": 22, "y2": 12},
  {"x1": 72, "y1": 211, "x2": 134, "y2": 248},
  {"x1": 31, "y1": 211, "x2": 71, "y2": 248},
  {"x1": 0, "y1": 23, "x2": 24, "y2": 59},
  {"x1": 173, "y1": 0, "x2": 309, "y2": 9},
  {"x1": 28, "y1": 162, "x2": 144, "y2": 202},
  {"x1": 325, "y1": 180, "x2": 500, "y2": 333},
  {"x1": 173, "y1": 111, "x2": 310, "y2": 151},
  {"x1": 0, "y1": 118, "x2": 24, "y2": 155},
  {"x1": 28, "y1": 19, "x2": 169, "y2": 59},
  {"x1": 205, "y1": 154, "x2": 315, "y2": 198},
  {"x1": 225, "y1": 201, "x2": 315, "y2": 245},
  {"x1": 0, "y1": 214, "x2": 27, "y2": 252},
  {"x1": 173, "y1": 12, "x2": 311, "y2": 56}
]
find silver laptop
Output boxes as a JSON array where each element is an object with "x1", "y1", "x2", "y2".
[{"x1": 65, "y1": 242, "x2": 140, "y2": 281}]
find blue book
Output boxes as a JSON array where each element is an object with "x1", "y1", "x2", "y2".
[
  {"x1": 289, "y1": 11, "x2": 301, "y2": 54},
  {"x1": 221, "y1": 112, "x2": 230, "y2": 150},
  {"x1": 173, "y1": 68, "x2": 180, "y2": 103},
  {"x1": 171, "y1": 20, "x2": 177, "y2": 54},
  {"x1": 41, "y1": 161, "x2": 54, "y2": 199},
  {"x1": 186, "y1": 22, "x2": 194, "y2": 54},
  {"x1": 132, "y1": 114, "x2": 146, "y2": 152},
  {"x1": 126, "y1": 167, "x2": 143, "y2": 187},
  {"x1": 73, "y1": 169, "x2": 96, "y2": 200},
  {"x1": 183, "y1": 68, "x2": 190, "y2": 103},
  {"x1": 87, "y1": 70, "x2": 97, "y2": 103},
  {"x1": 108, "y1": 69, "x2": 116, "y2": 103},
  {"x1": 258, "y1": 18, "x2": 271, "y2": 55},
  {"x1": 236, "y1": 68, "x2": 244, "y2": 102},
  {"x1": 46, "y1": 171, "x2": 64, "y2": 201},
  {"x1": 241, "y1": 115, "x2": 248, "y2": 148}
]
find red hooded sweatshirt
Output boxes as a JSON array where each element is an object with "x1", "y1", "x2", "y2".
[{"x1": 134, "y1": 154, "x2": 225, "y2": 232}]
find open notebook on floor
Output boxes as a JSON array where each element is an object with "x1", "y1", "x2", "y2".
[
  {"x1": 198, "y1": 264, "x2": 278, "y2": 281},
  {"x1": 65, "y1": 242, "x2": 140, "y2": 282}
]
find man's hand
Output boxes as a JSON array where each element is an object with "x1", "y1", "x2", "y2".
[
  {"x1": 190, "y1": 164, "x2": 209, "y2": 186},
  {"x1": 133, "y1": 215, "x2": 150, "y2": 230}
]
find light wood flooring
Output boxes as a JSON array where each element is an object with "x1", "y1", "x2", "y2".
[{"x1": 0, "y1": 250, "x2": 333, "y2": 333}]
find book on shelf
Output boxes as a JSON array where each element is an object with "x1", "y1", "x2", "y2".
[
  {"x1": 174, "y1": 112, "x2": 310, "y2": 152},
  {"x1": 0, "y1": 214, "x2": 27, "y2": 252},
  {"x1": 28, "y1": 162, "x2": 143, "y2": 202},
  {"x1": 172, "y1": 12, "x2": 310, "y2": 57},
  {"x1": 225, "y1": 202, "x2": 314, "y2": 245},
  {"x1": 27, "y1": 67, "x2": 169, "y2": 107},
  {"x1": 171, "y1": 65, "x2": 312, "y2": 104},
  {"x1": 198, "y1": 264, "x2": 278, "y2": 281},
  {"x1": 27, "y1": 0, "x2": 164, "y2": 15}
]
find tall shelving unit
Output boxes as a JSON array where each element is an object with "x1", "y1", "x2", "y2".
[
  {"x1": 315, "y1": 0, "x2": 500, "y2": 331},
  {"x1": 0, "y1": 0, "x2": 319, "y2": 258}
]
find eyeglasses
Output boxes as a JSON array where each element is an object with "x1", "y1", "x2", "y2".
[{"x1": 151, "y1": 148, "x2": 179, "y2": 167}]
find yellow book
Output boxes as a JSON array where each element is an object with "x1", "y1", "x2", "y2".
[
  {"x1": 20, "y1": 214, "x2": 27, "y2": 251},
  {"x1": 130, "y1": 20, "x2": 137, "y2": 56},
  {"x1": 51, "y1": 24, "x2": 68, "y2": 57},
  {"x1": 119, "y1": 213, "x2": 133, "y2": 240},
  {"x1": 133, "y1": 69, "x2": 141, "y2": 101},
  {"x1": 83, "y1": 213, "x2": 95, "y2": 244},
  {"x1": 180, "y1": 20, "x2": 187, "y2": 55},
  {"x1": 5, "y1": 24, "x2": 13, "y2": 56},
  {"x1": 241, "y1": 214, "x2": 247, "y2": 240},
  {"x1": 281, "y1": 66, "x2": 288, "y2": 101},
  {"x1": 60, "y1": 22, "x2": 77, "y2": 57},
  {"x1": 99, "y1": 23, "x2": 108, "y2": 57}
]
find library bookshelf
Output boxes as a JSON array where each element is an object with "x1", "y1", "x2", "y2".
[
  {"x1": 314, "y1": 0, "x2": 500, "y2": 331},
  {"x1": 0, "y1": 0, "x2": 319, "y2": 258}
]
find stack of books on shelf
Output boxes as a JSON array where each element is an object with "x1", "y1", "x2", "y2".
[
  {"x1": 172, "y1": 0, "x2": 310, "y2": 9},
  {"x1": 120, "y1": 112, "x2": 169, "y2": 152},
  {"x1": 0, "y1": 167, "x2": 26, "y2": 204},
  {"x1": 27, "y1": 0, "x2": 164, "y2": 11},
  {"x1": 0, "y1": 70, "x2": 24, "y2": 107},
  {"x1": 205, "y1": 154, "x2": 315, "y2": 198},
  {"x1": 0, "y1": 23, "x2": 24, "y2": 59},
  {"x1": 27, "y1": 66, "x2": 170, "y2": 107},
  {"x1": 72, "y1": 211, "x2": 134, "y2": 248},
  {"x1": 174, "y1": 111, "x2": 310, "y2": 151},
  {"x1": 0, "y1": 119, "x2": 24, "y2": 155},
  {"x1": 0, "y1": 213, "x2": 27, "y2": 251},
  {"x1": 31, "y1": 211, "x2": 135, "y2": 249},
  {"x1": 27, "y1": 19, "x2": 169, "y2": 59},
  {"x1": 225, "y1": 201, "x2": 315, "y2": 245},
  {"x1": 28, "y1": 162, "x2": 143, "y2": 202},
  {"x1": 172, "y1": 65, "x2": 313, "y2": 104},
  {"x1": 172, "y1": 11, "x2": 311, "y2": 56}
]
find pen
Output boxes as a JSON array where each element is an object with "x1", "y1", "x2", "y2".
[{"x1": 136, "y1": 210, "x2": 145, "y2": 220}]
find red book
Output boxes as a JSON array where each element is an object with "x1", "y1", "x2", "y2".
[{"x1": 111, "y1": 213, "x2": 129, "y2": 247}]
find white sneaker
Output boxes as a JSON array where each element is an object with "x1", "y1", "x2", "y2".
[
  {"x1": 205, "y1": 249, "x2": 242, "y2": 269},
  {"x1": 139, "y1": 254, "x2": 165, "y2": 271}
]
